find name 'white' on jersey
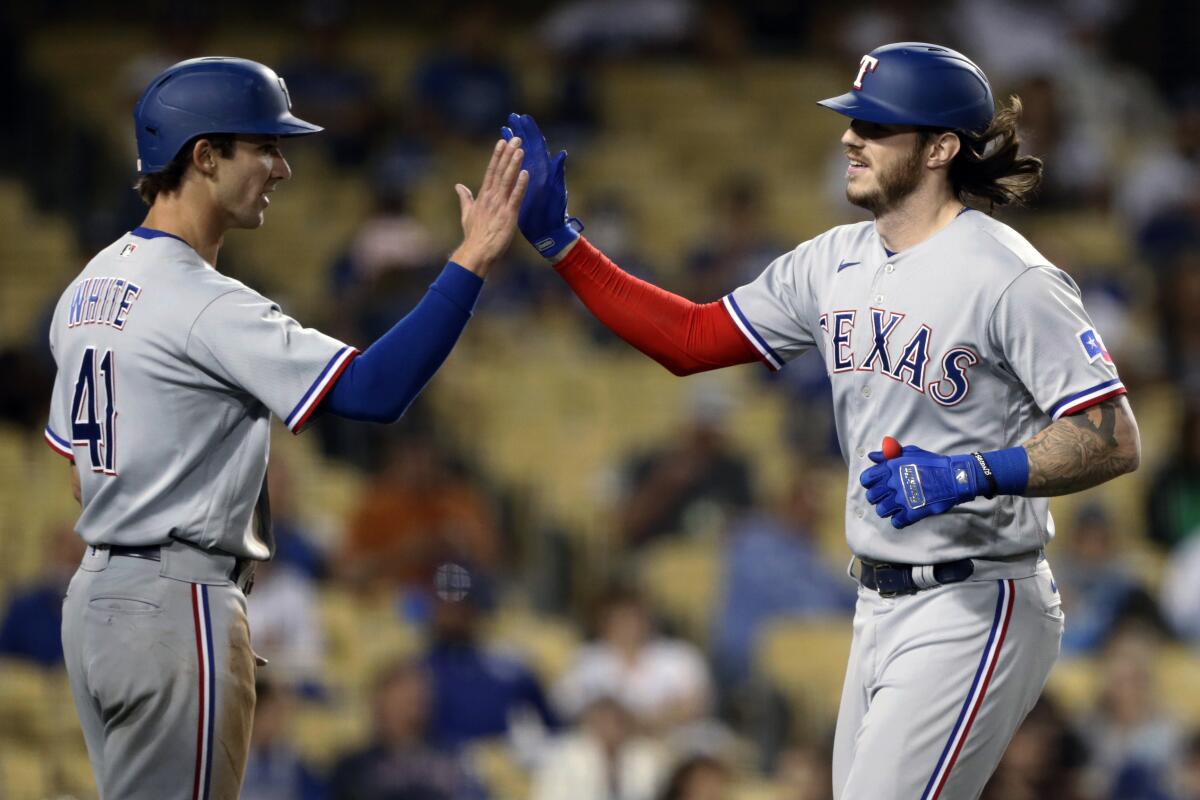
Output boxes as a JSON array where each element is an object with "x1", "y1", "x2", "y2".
[
  {"x1": 44, "y1": 230, "x2": 354, "y2": 560},
  {"x1": 727, "y1": 210, "x2": 1125, "y2": 564}
]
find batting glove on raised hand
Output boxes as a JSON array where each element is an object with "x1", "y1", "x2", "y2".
[
  {"x1": 501, "y1": 112, "x2": 583, "y2": 258},
  {"x1": 859, "y1": 444, "x2": 992, "y2": 529}
]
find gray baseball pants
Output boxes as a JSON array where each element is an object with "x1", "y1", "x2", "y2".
[
  {"x1": 833, "y1": 557, "x2": 1064, "y2": 799},
  {"x1": 62, "y1": 543, "x2": 257, "y2": 799}
]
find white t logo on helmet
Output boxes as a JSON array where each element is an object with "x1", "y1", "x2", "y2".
[{"x1": 853, "y1": 55, "x2": 880, "y2": 90}]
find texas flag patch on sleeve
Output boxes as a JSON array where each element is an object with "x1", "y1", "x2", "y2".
[{"x1": 1077, "y1": 327, "x2": 1112, "y2": 364}]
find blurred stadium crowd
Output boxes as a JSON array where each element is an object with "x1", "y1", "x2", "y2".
[{"x1": 3, "y1": 0, "x2": 1200, "y2": 798}]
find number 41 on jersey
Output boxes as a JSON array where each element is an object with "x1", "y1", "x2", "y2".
[{"x1": 71, "y1": 347, "x2": 117, "y2": 474}]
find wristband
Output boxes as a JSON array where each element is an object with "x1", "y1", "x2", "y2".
[
  {"x1": 972, "y1": 446, "x2": 1029, "y2": 496},
  {"x1": 534, "y1": 218, "x2": 584, "y2": 258}
]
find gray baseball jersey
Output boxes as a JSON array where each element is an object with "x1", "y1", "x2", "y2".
[
  {"x1": 44, "y1": 228, "x2": 355, "y2": 560},
  {"x1": 725, "y1": 209, "x2": 1125, "y2": 564}
]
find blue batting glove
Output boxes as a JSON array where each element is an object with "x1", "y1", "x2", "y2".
[
  {"x1": 858, "y1": 444, "x2": 989, "y2": 529},
  {"x1": 501, "y1": 112, "x2": 583, "y2": 258}
]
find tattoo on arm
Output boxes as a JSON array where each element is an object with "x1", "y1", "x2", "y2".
[{"x1": 1024, "y1": 397, "x2": 1138, "y2": 496}]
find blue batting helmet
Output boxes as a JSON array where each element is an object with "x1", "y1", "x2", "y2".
[
  {"x1": 133, "y1": 57, "x2": 323, "y2": 175},
  {"x1": 818, "y1": 42, "x2": 994, "y2": 134}
]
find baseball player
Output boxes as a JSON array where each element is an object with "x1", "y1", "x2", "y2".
[
  {"x1": 43, "y1": 57, "x2": 527, "y2": 799},
  {"x1": 502, "y1": 42, "x2": 1140, "y2": 799}
]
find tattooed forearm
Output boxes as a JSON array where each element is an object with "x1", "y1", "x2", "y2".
[{"x1": 1023, "y1": 397, "x2": 1140, "y2": 496}]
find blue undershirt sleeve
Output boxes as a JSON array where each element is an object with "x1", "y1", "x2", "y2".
[{"x1": 320, "y1": 262, "x2": 483, "y2": 423}]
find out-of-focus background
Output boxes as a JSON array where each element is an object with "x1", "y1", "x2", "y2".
[{"x1": 2, "y1": 1, "x2": 1200, "y2": 798}]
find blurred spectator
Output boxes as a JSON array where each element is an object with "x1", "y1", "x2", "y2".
[
  {"x1": 774, "y1": 739, "x2": 834, "y2": 800},
  {"x1": 657, "y1": 753, "x2": 730, "y2": 800},
  {"x1": 1159, "y1": 533, "x2": 1200, "y2": 644},
  {"x1": 982, "y1": 695, "x2": 1089, "y2": 800},
  {"x1": 267, "y1": 457, "x2": 328, "y2": 581},
  {"x1": 1081, "y1": 627, "x2": 1185, "y2": 799},
  {"x1": 554, "y1": 585, "x2": 714, "y2": 738},
  {"x1": 246, "y1": 558, "x2": 324, "y2": 690},
  {"x1": 580, "y1": 191, "x2": 651, "y2": 276},
  {"x1": 327, "y1": 172, "x2": 443, "y2": 346},
  {"x1": 0, "y1": 524, "x2": 82, "y2": 666},
  {"x1": 340, "y1": 435, "x2": 501, "y2": 592},
  {"x1": 329, "y1": 657, "x2": 486, "y2": 800},
  {"x1": 683, "y1": 175, "x2": 787, "y2": 302},
  {"x1": 0, "y1": 344, "x2": 53, "y2": 429},
  {"x1": 241, "y1": 680, "x2": 324, "y2": 800},
  {"x1": 1147, "y1": 403, "x2": 1200, "y2": 549},
  {"x1": 1170, "y1": 731, "x2": 1200, "y2": 800},
  {"x1": 1117, "y1": 91, "x2": 1200, "y2": 239},
  {"x1": 423, "y1": 589, "x2": 559, "y2": 753},
  {"x1": 539, "y1": 0, "x2": 697, "y2": 59},
  {"x1": 711, "y1": 475, "x2": 855, "y2": 686},
  {"x1": 532, "y1": 695, "x2": 667, "y2": 800},
  {"x1": 718, "y1": 2, "x2": 812, "y2": 55},
  {"x1": 279, "y1": 16, "x2": 381, "y2": 167},
  {"x1": 317, "y1": 171, "x2": 443, "y2": 469},
  {"x1": 1157, "y1": 255, "x2": 1200, "y2": 395},
  {"x1": 618, "y1": 385, "x2": 754, "y2": 548},
  {"x1": 412, "y1": 3, "x2": 520, "y2": 141},
  {"x1": 1054, "y1": 503, "x2": 1166, "y2": 654}
]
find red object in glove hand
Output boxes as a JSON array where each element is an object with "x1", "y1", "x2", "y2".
[{"x1": 882, "y1": 436, "x2": 902, "y2": 460}]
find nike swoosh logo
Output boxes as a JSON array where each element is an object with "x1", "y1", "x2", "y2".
[{"x1": 837, "y1": 260, "x2": 861, "y2": 272}]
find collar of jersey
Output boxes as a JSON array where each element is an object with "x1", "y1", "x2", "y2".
[
  {"x1": 131, "y1": 226, "x2": 192, "y2": 247},
  {"x1": 875, "y1": 206, "x2": 973, "y2": 262}
]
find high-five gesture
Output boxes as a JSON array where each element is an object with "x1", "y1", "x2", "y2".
[
  {"x1": 451, "y1": 137, "x2": 529, "y2": 277},
  {"x1": 502, "y1": 113, "x2": 582, "y2": 259}
]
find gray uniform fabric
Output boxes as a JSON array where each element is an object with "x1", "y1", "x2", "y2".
[
  {"x1": 832, "y1": 562, "x2": 1063, "y2": 800},
  {"x1": 726, "y1": 210, "x2": 1125, "y2": 565},
  {"x1": 63, "y1": 547, "x2": 256, "y2": 800},
  {"x1": 44, "y1": 231, "x2": 353, "y2": 559},
  {"x1": 724, "y1": 210, "x2": 1117, "y2": 798},
  {"x1": 46, "y1": 229, "x2": 352, "y2": 798}
]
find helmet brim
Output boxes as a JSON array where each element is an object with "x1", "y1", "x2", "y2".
[
  {"x1": 817, "y1": 91, "x2": 933, "y2": 128},
  {"x1": 244, "y1": 112, "x2": 324, "y2": 137}
]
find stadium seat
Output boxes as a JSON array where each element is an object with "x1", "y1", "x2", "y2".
[
  {"x1": 0, "y1": 659, "x2": 57, "y2": 744},
  {"x1": 486, "y1": 606, "x2": 581, "y2": 686},
  {"x1": 467, "y1": 737, "x2": 531, "y2": 800},
  {"x1": 754, "y1": 617, "x2": 851, "y2": 736},
  {"x1": 0, "y1": 744, "x2": 50, "y2": 800},
  {"x1": 638, "y1": 536, "x2": 721, "y2": 644}
]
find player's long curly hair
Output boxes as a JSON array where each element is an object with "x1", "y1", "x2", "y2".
[{"x1": 945, "y1": 95, "x2": 1043, "y2": 210}]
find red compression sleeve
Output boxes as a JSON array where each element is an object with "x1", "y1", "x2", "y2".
[{"x1": 553, "y1": 238, "x2": 765, "y2": 375}]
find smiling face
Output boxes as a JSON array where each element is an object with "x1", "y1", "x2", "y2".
[
  {"x1": 210, "y1": 135, "x2": 291, "y2": 229},
  {"x1": 842, "y1": 119, "x2": 935, "y2": 215}
]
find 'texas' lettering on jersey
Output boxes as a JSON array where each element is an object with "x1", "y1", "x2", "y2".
[
  {"x1": 67, "y1": 277, "x2": 143, "y2": 330},
  {"x1": 819, "y1": 308, "x2": 978, "y2": 406}
]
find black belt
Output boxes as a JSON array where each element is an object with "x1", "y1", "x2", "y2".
[
  {"x1": 109, "y1": 544, "x2": 162, "y2": 561},
  {"x1": 856, "y1": 557, "x2": 975, "y2": 597},
  {"x1": 106, "y1": 544, "x2": 256, "y2": 595}
]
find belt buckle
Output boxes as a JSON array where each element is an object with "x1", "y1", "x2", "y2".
[{"x1": 872, "y1": 564, "x2": 914, "y2": 597}]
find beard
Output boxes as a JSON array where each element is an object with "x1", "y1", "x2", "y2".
[{"x1": 846, "y1": 142, "x2": 926, "y2": 215}]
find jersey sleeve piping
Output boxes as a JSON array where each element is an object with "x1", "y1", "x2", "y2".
[
  {"x1": 285, "y1": 345, "x2": 359, "y2": 433},
  {"x1": 44, "y1": 426, "x2": 75, "y2": 462},
  {"x1": 721, "y1": 294, "x2": 784, "y2": 371},
  {"x1": 1047, "y1": 378, "x2": 1127, "y2": 420}
]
